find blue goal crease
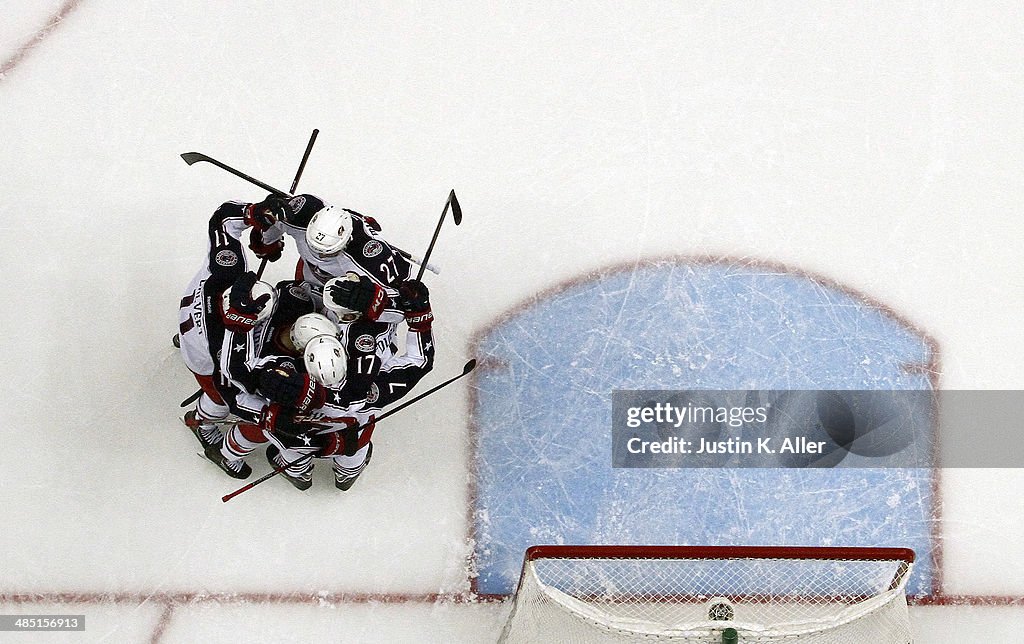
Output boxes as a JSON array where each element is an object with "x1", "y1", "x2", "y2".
[{"x1": 471, "y1": 262, "x2": 935, "y2": 597}]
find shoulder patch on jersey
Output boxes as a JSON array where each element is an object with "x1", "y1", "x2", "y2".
[
  {"x1": 288, "y1": 196, "x2": 306, "y2": 213},
  {"x1": 275, "y1": 359, "x2": 298, "y2": 374},
  {"x1": 363, "y1": 240, "x2": 383, "y2": 258},
  {"x1": 367, "y1": 383, "x2": 380, "y2": 404},
  {"x1": 355, "y1": 334, "x2": 376, "y2": 353},
  {"x1": 215, "y1": 249, "x2": 238, "y2": 267},
  {"x1": 288, "y1": 285, "x2": 310, "y2": 301}
]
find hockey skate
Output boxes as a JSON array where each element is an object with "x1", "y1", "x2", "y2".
[
  {"x1": 210, "y1": 451, "x2": 252, "y2": 480},
  {"x1": 183, "y1": 411, "x2": 252, "y2": 479},
  {"x1": 335, "y1": 442, "x2": 373, "y2": 491},
  {"x1": 182, "y1": 409, "x2": 223, "y2": 451},
  {"x1": 267, "y1": 445, "x2": 313, "y2": 491}
]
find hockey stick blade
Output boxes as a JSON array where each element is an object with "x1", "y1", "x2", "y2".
[
  {"x1": 180, "y1": 152, "x2": 291, "y2": 198},
  {"x1": 415, "y1": 190, "x2": 462, "y2": 281},
  {"x1": 449, "y1": 189, "x2": 462, "y2": 225},
  {"x1": 180, "y1": 389, "x2": 203, "y2": 408},
  {"x1": 222, "y1": 359, "x2": 477, "y2": 502}
]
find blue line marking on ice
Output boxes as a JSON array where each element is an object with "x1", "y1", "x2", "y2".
[{"x1": 472, "y1": 261, "x2": 934, "y2": 596}]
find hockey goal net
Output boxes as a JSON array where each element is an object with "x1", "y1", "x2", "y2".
[{"x1": 498, "y1": 545, "x2": 915, "y2": 644}]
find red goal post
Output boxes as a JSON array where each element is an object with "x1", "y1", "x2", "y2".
[{"x1": 499, "y1": 545, "x2": 916, "y2": 644}]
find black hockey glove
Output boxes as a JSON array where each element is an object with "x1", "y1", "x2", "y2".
[
  {"x1": 248, "y1": 228, "x2": 284, "y2": 262},
  {"x1": 326, "y1": 273, "x2": 390, "y2": 321},
  {"x1": 245, "y1": 194, "x2": 289, "y2": 231},
  {"x1": 397, "y1": 279, "x2": 433, "y2": 332},
  {"x1": 259, "y1": 403, "x2": 310, "y2": 449},
  {"x1": 222, "y1": 272, "x2": 271, "y2": 333},
  {"x1": 256, "y1": 367, "x2": 326, "y2": 413}
]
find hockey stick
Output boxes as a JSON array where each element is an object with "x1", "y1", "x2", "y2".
[
  {"x1": 221, "y1": 358, "x2": 477, "y2": 502},
  {"x1": 181, "y1": 152, "x2": 290, "y2": 197},
  {"x1": 395, "y1": 248, "x2": 441, "y2": 275},
  {"x1": 306, "y1": 358, "x2": 476, "y2": 433},
  {"x1": 290, "y1": 129, "x2": 319, "y2": 194},
  {"x1": 181, "y1": 127, "x2": 318, "y2": 201},
  {"x1": 255, "y1": 128, "x2": 320, "y2": 280},
  {"x1": 415, "y1": 189, "x2": 462, "y2": 281}
]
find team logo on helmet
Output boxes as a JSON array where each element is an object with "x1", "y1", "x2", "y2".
[
  {"x1": 355, "y1": 334, "x2": 376, "y2": 353},
  {"x1": 363, "y1": 240, "x2": 383, "y2": 258},
  {"x1": 215, "y1": 250, "x2": 238, "y2": 267},
  {"x1": 367, "y1": 383, "x2": 380, "y2": 404},
  {"x1": 289, "y1": 196, "x2": 306, "y2": 212}
]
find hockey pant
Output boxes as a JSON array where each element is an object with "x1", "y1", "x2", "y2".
[
  {"x1": 220, "y1": 423, "x2": 269, "y2": 462},
  {"x1": 264, "y1": 431, "x2": 371, "y2": 480},
  {"x1": 332, "y1": 442, "x2": 371, "y2": 483},
  {"x1": 190, "y1": 372, "x2": 230, "y2": 424}
]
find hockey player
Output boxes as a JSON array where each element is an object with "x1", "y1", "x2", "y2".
[
  {"x1": 178, "y1": 197, "x2": 286, "y2": 466},
  {"x1": 247, "y1": 193, "x2": 413, "y2": 314},
  {"x1": 260, "y1": 279, "x2": 436, "y2": 491}
]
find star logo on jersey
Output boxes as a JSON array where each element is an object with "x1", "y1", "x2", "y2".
[
  {"x1": 300, "y1": 433, "x2": 312, "y2": 446},
  {"x1": 425, "y1": 340, "x2": 433, "y2": 352},
  {"x1": 333, "y1": 391, "x2": 344, "y2": 404},
  {"x1": 233, "y1": 343, "x2": 246, "y2": 353}
]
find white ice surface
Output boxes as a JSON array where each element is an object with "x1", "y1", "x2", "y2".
[{"x1": 0, "y1": 1, "x2": 1022, "y2": 642}]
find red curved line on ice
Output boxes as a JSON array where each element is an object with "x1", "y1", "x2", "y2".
[{"x1": 0, "y1": 0, "x2": 85, "y2": 80}]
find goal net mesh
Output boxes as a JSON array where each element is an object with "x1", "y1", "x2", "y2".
[{"x1": 499, "y1": 546, "x2": 914, "y2": 644}]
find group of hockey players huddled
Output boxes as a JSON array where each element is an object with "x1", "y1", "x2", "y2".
[{"x1": 177, "y1": 193, "x2": 434, "y2": 491}]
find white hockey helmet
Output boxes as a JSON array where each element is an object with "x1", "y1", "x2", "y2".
[
  {"x1": 304, "y1": 334, "x2": 347, "y2": 388},
  {"x1": 322, "y1": 272, "x2": 362, "y2": 323},
  {"x1": 289, "y1": 313, "x2": 338, "y2": 351},
  {"x1": 221, "y1": 279, "x2": 277, "y2": 323},
  {"x1": 305, "y1": 205, "x2": 353, "y2": 257}
]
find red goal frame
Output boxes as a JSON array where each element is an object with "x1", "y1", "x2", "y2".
[{"x1": 514, "y1": 545, "x2": 917, "y2": 599}]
